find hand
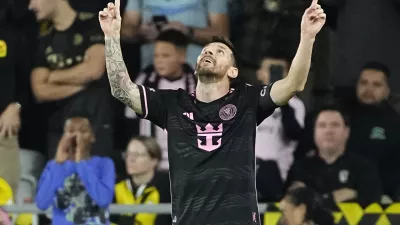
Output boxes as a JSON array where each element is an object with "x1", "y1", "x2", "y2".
[
  {"x1": 55, "y1": 133, "x2": 75, "y2": 163},
  {"x1": 0, "y1": 103, "x2": 21, "y2": 138},
  {"x1": 332, "y1": 188, "x2": 357, "y2": 202},
  {"x1": 162, "y1": 21, "x2": 190, "y2": 35},
  {"x1": 99, "y1": 0, "x2": 121, "y2": 37},
  {"x1": 300, "y1": 0, "x2": 326, "y2": 40},
  {"x1": 138, "y1": 22, "x2": 159, "y2": 41},
  {"x1": 75, "y1": 133, "x2": 90, "y2": 162}
]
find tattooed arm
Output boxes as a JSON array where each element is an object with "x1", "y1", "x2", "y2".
[{"x1": 104, "y1": 36, "x2": 143, "y2": 114}]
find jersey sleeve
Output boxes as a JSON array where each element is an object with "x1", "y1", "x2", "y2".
[
  {"x1": 255, "y1": 83, "x2": 278, "y2": 125},
  {"x1": 136, "y1": 85, "x2": 178, "y2": 129},
  {"x1": 34, "y1": 39, "x2": 49, "y2": 69}
]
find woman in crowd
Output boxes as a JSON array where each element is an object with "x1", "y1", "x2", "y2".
[
  {"x1": 112, "y1": 136, "x2": 170, "y2": 225},
  {"x1": 279, "y1": 187, "x2": 334, "y2": 225}
]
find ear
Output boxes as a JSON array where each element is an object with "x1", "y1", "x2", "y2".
[
  {"x1": 227, "y1": 67, "x2": 238, "y2": 79},
  {"x1": 343, "y1": 126, "x2": 350, "y2": 141},
  {"x1": 151, "y1": 159, "x2": 159, "y2": 169}
]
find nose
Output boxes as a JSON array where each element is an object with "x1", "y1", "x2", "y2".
[{"x1": 204, "y1": 49, "x2": 214, "y2": 56}]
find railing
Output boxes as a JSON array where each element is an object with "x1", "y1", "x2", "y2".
[
  {"x1": 3, "y1": 203, "x2": 400, "y2": 224},
  {"x1": 1, "y1": 203, "x2": 267, "y2": 214}
]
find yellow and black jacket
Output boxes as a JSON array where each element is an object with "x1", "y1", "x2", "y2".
[{"x1": 111, "y1": 172, "x2": 171, "y2": 225}]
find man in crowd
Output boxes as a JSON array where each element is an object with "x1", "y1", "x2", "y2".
[
  {"x1": 344, "y1": 62, "x2": 400, "y2": 200},
  {"x1": 124, "y1": 29, "x2": 196, "y2": 170},
  {"x1": 255, "y1": 53, "x2": 305, "y2": 202},
  {"x1": 287, "y1": 106, "x2": 382, "y2": 208},
  {"x1": 29, "y1": 0, "x2": 113, "y2": 158},
  {"x1": 35, "y1": 113, "x2": 115, "y2": 225},
  {"x1": 0, "y1": 2, "x2": 31, "y2": 195},
  {"x1": 122, "y1": 0, "x2": 229, "y2": 68}
]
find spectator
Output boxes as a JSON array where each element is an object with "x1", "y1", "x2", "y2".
[
  {"x1": 279, "y1": 187, "x2": 334, "y2": 225},
  {"x1": 345, "y1": 62, "x2": 400, "y2": 200},
  {"x1": 35, "y1": 113, "x2": 115, "y2": 225},
  {"x1": 112, "y1": 136, "x2": 171, "y2": 225},
  {"x1": 29, "y1": 0, "x2": 114, "y2": 158},
  {"x1": 255, "y1": 54, "x2": 305, "y2": 181},
  {"x1": 229, "y1": 0, "x2": 306, "y2": 84},
  {"x1": 0, "y1": 3, "x2": 32, "y2": 195},
  {"x1": 325, "y1": 0, "x2": 400, "y2": 91},
  {"x1": 254, "y1": 54, "x2": 305, "y2": 202},
  {"x1": 287, "y1": 105, "x2": 382, "y2": 207},
  {"x1": 122, "y1": 0, "x2": 229, "y2": 68},
  {"x1": 124, "y1": 29, "x2": 196, "y2": 170}
]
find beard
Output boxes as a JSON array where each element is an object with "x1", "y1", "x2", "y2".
[{"x1": 196, "y1": 63, "x2": 227, "y2": 84}]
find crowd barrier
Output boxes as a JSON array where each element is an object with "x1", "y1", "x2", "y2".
[{"x1": 3, "y1": 203, "x2": 400, "y2": 225}]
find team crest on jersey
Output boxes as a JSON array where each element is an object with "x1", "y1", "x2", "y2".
[
  {"x1": 196, "y1": 123, "x2": 223, "y2": 151},
  {"x1": 219, "y1": 104, "x2": 237, "y2": 121}
]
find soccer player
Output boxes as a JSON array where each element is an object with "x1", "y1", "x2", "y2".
[{"x1": 99, "y1": 0, "x2": 326, "y2": 224}]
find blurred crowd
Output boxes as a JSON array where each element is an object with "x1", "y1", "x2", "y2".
[{"x1": 1, "y1": 0, "x2": 400, "y2": 224}]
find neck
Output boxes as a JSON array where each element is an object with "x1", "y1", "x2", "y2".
[
  {"x1": 319, "y1": 148, "x2": 344, "y2": 164},
  {"x1": 195, "y1": 80, "x2": 230, "y2": 103},
  {"x1": 52, "y1": 1, "x2": 77, "y2": 31},
  {"x1": 167, "y1": 66, "x2": 184, "y2": 80},
  {"x1": 132, "y1": 170, "x2": 155, "y2": 185}
]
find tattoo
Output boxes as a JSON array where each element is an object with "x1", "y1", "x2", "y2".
[{"x1": 104, "y1": 37, "x2": 142, "y2": 114}]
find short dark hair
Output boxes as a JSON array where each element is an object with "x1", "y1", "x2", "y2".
[
  {"x1": 156, "y1": 29, "x2": 189, "y2": 49},
  {"x1": 210, "y1": 36, "x2": 237, "y2": 67},
  {"x1": 361, "y1": 61, "x2": 390, "y2": 78},
  {"x1": 286, "y1": 187, "x2": 334, "y2": 225},
  {"x1": 314, "y1": 104, "x2": 350, "y2": 126},
  {"x1": 129, "y1": 136, "x2": 162, "y2": 161},
  {"x1": 65, "y1": 111, "x2": 93, "y2": 127}
]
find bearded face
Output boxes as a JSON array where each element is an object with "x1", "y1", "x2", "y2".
[{"x1": 196, "y1": 43, "x2": 234, "y2": 84}]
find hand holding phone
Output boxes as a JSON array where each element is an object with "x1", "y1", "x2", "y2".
[{"x1": 152, "y1": 15, "x2": 168, "y2": 31}]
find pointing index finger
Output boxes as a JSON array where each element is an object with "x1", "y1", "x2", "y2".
[{"x1": 115, "y1": 0, "x2": 121, "y2": 17}]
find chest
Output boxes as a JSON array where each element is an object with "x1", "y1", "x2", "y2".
[
  {"x1": 167, "y1": 93, "x2": 256, "y2": 156},
  {"x1": 44, "y1": 32, "x2": 91, "y2": 70},
  {"x1": 308, "y1": 162, "x2": 358, "y2": 188}
]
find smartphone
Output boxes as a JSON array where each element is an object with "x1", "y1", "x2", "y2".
[
  {"x1": 269, "y1": 65, "x2": 284, "y2": 83},
  {"x1": 152, "y1": 15, "x2": 168, "y2": 30}
]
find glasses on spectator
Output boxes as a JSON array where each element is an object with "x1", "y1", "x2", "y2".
[{"x1": 122, "y1": 152, "x2": 150, "y2": 159}]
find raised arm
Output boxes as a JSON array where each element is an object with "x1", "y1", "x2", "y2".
[
  {"x1": 270, "y1": 0, "x2": 326, "y2": 106},
  {"x1": 104, "y1": 37, "x2": 142, "y2": 113},
  {"x1": 100, "y1": 0, "x2": 143, "y2": 114}
]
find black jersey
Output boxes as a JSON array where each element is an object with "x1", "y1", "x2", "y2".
[{"x1": 136, "y1": 82, "x2": 277, "y2": 225}]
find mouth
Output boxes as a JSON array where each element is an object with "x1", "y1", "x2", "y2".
[{"x1": 201, "y1": 56, "x2": 215, "y2": 65}]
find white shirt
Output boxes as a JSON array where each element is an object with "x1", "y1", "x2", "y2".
[{"x1": 255, "y1": 96, "x2": 305, "y2": 180}]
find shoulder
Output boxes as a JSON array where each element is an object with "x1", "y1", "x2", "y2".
[
  {"x1": 344, "y1": 153, "x2": 376, "y2": 168},
  {"x1": 295, "y1": 154, "x2": 318, "y2": 167},
  {"x1": 76, "y1": 12, "x2": 99, "y2": 26},
  {"x1": 91, "y1": 156, "x2": 115, "y2": 166},
  {"x1": 115, "y1": 179, "x2": 128, "y2": 189}
]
